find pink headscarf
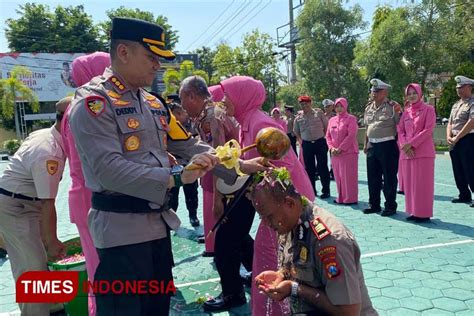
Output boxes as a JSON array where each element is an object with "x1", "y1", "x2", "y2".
[
  {"x1": 208, "y1": 85, "x2": 224, "y2": 102},
  {"x1": 220, "y1": 76, "x2": 266, "y2": 123},
  {"x1": 71, "y1": 52, "x2": 111, "y2": 87},
  {"x1": 334, "y1": 97, "x2": 348, "y2": 117},
  {"x1": 405, "y1": 83, "x2": 423, "y2": 111},
  {"x1": 270, "y1": 107, "x2": 280, "y2": 116}
]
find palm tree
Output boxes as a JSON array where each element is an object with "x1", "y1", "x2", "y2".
[{"x1": 0, "y1": 66, "x2": 39, "y2": 139}]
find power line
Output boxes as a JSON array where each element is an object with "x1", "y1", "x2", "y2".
[
  {"x1": 183, "y1": 0, "x2": 236, "y2": 52},
  {"x1": 198, "y1": 0, "x2": 250, "y2": 48},
  {"x1": 220, "y1": 0, "x2": 273, "y2": 43}
]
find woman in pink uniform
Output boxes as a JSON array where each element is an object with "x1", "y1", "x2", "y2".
[
  {"x1": 270, "y1": 107, "x2": 288, "y2": 133},
  {"x1": 326, "y1": 97, "x2": 359, "y2": 204},
  {"x1": 62, "y1": 52, "x2": 110, "y2": 316},
  {"x1": 200, "y1": 85, "x2": 239, "y2": 255},
  {"x1": 220, "y1": 76, "x2": 314, "y2": 316},
  {"x1": 397, "y1": 83, "x2": 436, "y2": 222}
]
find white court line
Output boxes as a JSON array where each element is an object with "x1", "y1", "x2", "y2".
[
  {"x1": 175, "y1": 239, "x2": 474, "y2": 288},
  {"x1": 357, "y1": 170, "x2": 458, "y2": 188}
]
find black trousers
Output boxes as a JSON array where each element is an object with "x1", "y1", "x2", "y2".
[
  {"x1": 169, "y1": 180, "x2": 199, "y2": 217},
  {"x1": 214, "y1": 195, "x2": 255, "y2": 296},
  {"x1": 366, "y1": 140, "x2": 399, "y2": 211},
  {"x1": 302, "y1": 138, "x2": 330, "y2": 195},
  {"x1": 287, "y1": 134, "x2": 297, "y2": 156},
  {"x1": 449, "y1": 133, "x2": 474, "y2": 200},
  {"x1": 95, "y1": 235, "x2": 174, "y2": 316}
]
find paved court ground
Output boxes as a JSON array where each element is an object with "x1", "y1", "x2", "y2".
[{"x1": 0, "y1": 152, "x2": 473, "y2": 315}]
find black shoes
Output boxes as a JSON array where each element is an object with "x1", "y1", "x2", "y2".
[
  {"x1": 202, "y1": 251, "x2": 214, "y2": 257},
  {"x1": 0, "y1": 248, "x2": 7, "y2": 259},
  {"x1": 320, "y1": 193, "x2": 330, "y2": 199},
  {"x1": 334, "y1": 200, "x2": 357, "y2": 205},
  {"x1": 471, "y1": 203, "x2": 474, "y2": 208},
  {"x1": 203, "y1": 292, "x2": 246, "y2": 312},
  {"x1": 189, "y1": 215, "x2": 200, "y2": 227},
  {"x1": 363, "y1": 208, "x2": 381, "y2": 214},
  {"x1": 197, "y1": 235, "x2": 205, "y2": 244},
  {"x1": 397, "y1": 190, "x2": 405, "y2": 195},
  {"x1": 451, "y1": 198, "x2": 472, "y2": 204},
  {"x1": 381, "y1": 209, "x2": 396, "y2": 217}
]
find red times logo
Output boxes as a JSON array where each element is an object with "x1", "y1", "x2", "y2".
[{"x1": 16, "y1": 271, "x2": 79, "y2": 303}]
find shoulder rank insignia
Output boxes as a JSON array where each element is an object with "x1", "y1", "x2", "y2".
[
  {"x1": 310, "y1": 217, "x2": 331, "y2": 240},
  {"x1": 46, "y1": 160, "x2": 59, "y2": 175},
  {"x1": 110, "y1": 76, "x2": 126, "y2": 92},
  {"x1": 125, "y1": 135, "x2": 140, "y2": 151},
  {"x1": 127, "y1": 118, "x2": 140, "y2": 130},
  {"x1": 85, "y1": 96, "x2": 106, "y2": 117},
  {"x1": 148, "y1": 100, "x2": 162, "y2": 109}
]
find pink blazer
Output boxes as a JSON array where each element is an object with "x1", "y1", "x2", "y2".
[{"x1": 326, "y1": 114, "x2": 359, "y2": 155}]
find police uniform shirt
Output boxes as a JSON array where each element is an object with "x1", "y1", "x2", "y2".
[
  {"x1": 364, "y1": 99, "x2": 400, "y2": 140},
  {"x1": 449, "y1": 96, "x2": 474, "y2": 135},
  {"x1": 197, "y1": 103, "x2": 240, "y2": 147},
  {"x1": 293, "y1": 109, "x2": 328, "y2": 141},
  {"x1": 278, "y1": 203, "x2": 377, "y2": 316},
  {"x1": 69, "y1": 67, "x2": 213, "y2": 249},
  {"x1": 286, "y1": 113, "x2": 296, "y2": 136},
  {"x1": 0, "y1": 127, "x2": 65, "y2": 199}
]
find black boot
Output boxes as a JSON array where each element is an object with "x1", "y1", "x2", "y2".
[
  {"x1": 0, "y1": 248, "x2": 7, "y2": 259},
  {"x1": 202, "y1": 292, "x2": 246, "y2": 312},
  {"x1": 189, "y1": 210, "x2": 200, "y2": 227}
]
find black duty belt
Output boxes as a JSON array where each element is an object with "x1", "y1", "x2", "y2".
[
  {"x1": 92, "y1": 192, "x2": 168, "y2": 213},
  {"x1": 0, "y1": 188, "x2": 40, "y2": 201}
]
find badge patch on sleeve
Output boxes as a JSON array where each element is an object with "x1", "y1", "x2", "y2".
[
  {"x1": 125, "y1": 135, "x2": 140, "y2": 151},
  {"x1": 310, "y1": 217, "x2": 331, "y2": 240},
  {"x1": 318, "y1": 246, "x2": 337, "y2": 260},
  {"x1": 85, "y1": 96, "x2": 106, "y2": 117},
  {"x1": 325, "y1": 260, "x2": 342, "y2": 279},
  {"x1": 127, "y1": 118, "x2": 140, "y2": 129},
  {"x1": 46, "y1": 160, "x2": 59, "y2": 175}
]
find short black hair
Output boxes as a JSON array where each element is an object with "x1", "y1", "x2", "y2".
[{"x1": 168, "y1": 102, "x2": 184, "y2": 112}]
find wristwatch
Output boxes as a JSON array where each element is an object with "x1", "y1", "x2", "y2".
[
  {"x1": 171, "y1": 165, "x2": 184, "y2": 188},
  {"x1": 291, "y1": 281, "x2": 299, "y2": 297}
]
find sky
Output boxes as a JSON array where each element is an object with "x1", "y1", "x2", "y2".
[{"x1": 0, "y1": 0, "x2": 403, "y2": 54}]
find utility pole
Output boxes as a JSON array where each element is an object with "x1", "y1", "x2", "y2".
[{"x1": 289, "y1": 0, "x2": 297, "y2": 83}]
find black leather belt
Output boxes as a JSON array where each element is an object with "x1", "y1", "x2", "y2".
[
  {"x1": 303, "y1": 138, "x2": 323, "y2": 144},
  {"x1": 92, "y1": 192, "x2": 168, "y2": 213},
  {"x1": 0, "y1": 188, "x2": 40, "y2": 201}
]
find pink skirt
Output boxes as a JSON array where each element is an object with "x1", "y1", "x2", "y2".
[{"x1": 402, "y1": 157, "x2": 434, "y2": 218}]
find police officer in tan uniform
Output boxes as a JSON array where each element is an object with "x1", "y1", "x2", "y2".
[
  {"x1": 251, "y1": 169, "x2": 378, "y2": 316},
  {"x1": 0, "y1": 97, "x2": 70, "y2": 316},
  {"x1": 322, "y1": 99, "x2": 336, "y2": 121},
  {"x1": 285, "y1": 105, "x2": 298, "y2": 154},
  {"x1": 69, "y1": 18, "x2": 263, "y2": 315},
  {"x1": 363, "y1": 79, "x2": 401, "y2": 216},
  {"x1": 447, "y1": 75, "x2": 474, "y2": 207},
  {"x1": 294, "y1": 95, "x2": 330, "y2": 198}
]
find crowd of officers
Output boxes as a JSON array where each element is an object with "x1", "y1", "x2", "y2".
[{"x1": 0, "y1": 15, "x2": 472, "y2": 316}]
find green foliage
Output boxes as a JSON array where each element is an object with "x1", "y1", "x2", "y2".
[
  {"x1": 192, "y1": 70, "x2": 209, "y2": 84},
  {"x1": 163, "y1": 68, "x2": 180, "y2": 96},
  {"x1": 5, "y1": 3, "x2": 103, "y2": 52},
  {"x1": 3, "y1": 139, "x2": 22, "y2": 155},
  {"x1": 437, "y1": 62, "x2": 474, "y2": 118},
  {"x1": 276, "y1": 82, "x2": 306, "y2": 107},
  {"x1": 0, "y1": 66, "x2": 39, "y2": 119},
  {"x1": 193, "y1": 46, "x2": 217, "y2": 84},
  {"x1": 296, "y1": 0, "x2": 367, "y2": 112},
  {"x1": 100, "y1": 6, "x2": 179, "y2": 50}
]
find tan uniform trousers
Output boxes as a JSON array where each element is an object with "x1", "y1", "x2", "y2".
[{"x1": 0, "y1": 194, "x2": 49, "y2": 316}]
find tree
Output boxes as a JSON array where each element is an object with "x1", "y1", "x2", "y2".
[
  {"x1": 277, "y1": 82, "x2": 307, "y2": 107},
  {"x1": 5, "y1": 3, "x2": 103, "y2": 52},
  {"x1": 0, "y1": 66, "x2": 40, "y2": 139},
  {"x1": 192, "y1": 46, "x2": 217, "y2": 84},
  {"x1": 99, "y1": 7, "x2": 179, "y2": 50},
  {"x1": 437, "y1": 62, "x2": 474, "y2": 118},
  {"x1": 162, "y1": 68, "x2": 180, "y2": 96},
  {"x1": 296, "y1": 0, "x2": 367, "y2": 112}
]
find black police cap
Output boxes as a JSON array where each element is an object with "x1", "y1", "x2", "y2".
[{"x1": 111, "y1": 17, "x2": 175, "y2": 60}]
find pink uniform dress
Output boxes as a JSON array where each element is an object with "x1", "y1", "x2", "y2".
[
  {"x1": 200, "y1": 85, "x2": 239, "y2": 254},
  {"x1": 397, "y1": 83, "x2": 436, "y2": 219},
  {"x1": 326, "y1": 98, "x2": 359, "y2": 204},
  {"x1": 62, "y1": 52, "x2": 110, "y2": 316},
  {"x1": 270, "y1": 108, "x2": 288, "y2": 133},
  {"x1": 221, "y1": 76, "x2": 315, "y2": 316},
  {"x1": 397, "y1": 101, "x2": 409, "y2": 193}
]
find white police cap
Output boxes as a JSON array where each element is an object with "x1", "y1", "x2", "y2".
[
  {"x1": 455, "y1": 75, "x2": 474, "y2": 88},
  {"x1": 370, "y1": 78, "x2": 392, "y2": 91},
  {"x1": 322, "y1": 99, "x2": 334, "y2": 107}
]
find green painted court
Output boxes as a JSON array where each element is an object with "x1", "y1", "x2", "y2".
[{"x1": 1, "y1": 152, "x2": 473, "y2": 315}]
